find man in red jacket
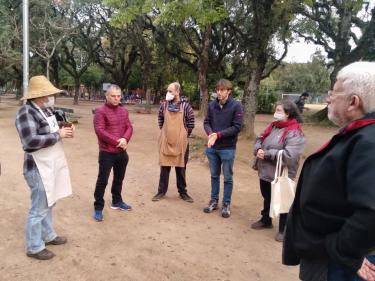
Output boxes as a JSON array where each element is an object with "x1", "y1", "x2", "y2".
[{"x1": 93, "y1": 84, "x2": 133, "y2": 221}]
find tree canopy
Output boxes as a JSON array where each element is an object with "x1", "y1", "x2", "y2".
[{"x1": 0, "y1": 0, "x2": 374, "y2": 136}]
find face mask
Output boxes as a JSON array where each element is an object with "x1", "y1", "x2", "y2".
[
  {"x1": 166, "y1": 92, "x2": 174, "y2": 101},
  {"x1": 44, "y1": 96, "x2": 55, "y2": 107},
  {"x1": 273, "y1": 112, "x2": 286, "y2": 121}
]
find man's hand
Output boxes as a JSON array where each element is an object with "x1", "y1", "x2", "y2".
[
  {"x1": 208, "y1": 133, "x2": 218, "y2": 148},
  {"x1": 117, "y1": 138, "x2": 128, "y2": 150},
  {"x1": 358, "y1": 258, "x2": 375, "y2": 281},
  {"x1": 59, "y1": 127, "x2": 74, "y2": 138},
  {"x1": 67, "y1": 124, "x2": 76, "y2": 137},
  {"x1": 256, "y1": 149, "x2": 265, "y2": 159}
]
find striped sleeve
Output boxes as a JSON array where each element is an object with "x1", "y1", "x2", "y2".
[
  {"x1": 158, "y1": 102, "x2": 165, "y2": 129},
  {"x1": 183, "y1": 102, "x2": 195, "y2": 135}
]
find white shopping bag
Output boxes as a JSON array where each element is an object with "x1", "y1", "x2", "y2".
[{"x1": 269, "y1": 150, "x2": 296, "y2": 218}]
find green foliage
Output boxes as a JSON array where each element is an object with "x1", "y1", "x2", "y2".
[
  {"x1": 59, "y1": 69, "x2": 75, "y2": 88},
  {"x1": 182, "y1": 81, "x2": 199, "y2": 108},
  {"x1": 157, "y1": 0, "x2": 227, "y2": 26},
  {"x1": 81, "y1": 65, "x2": 108, "y2": 88},
  {"x1": 257, "y1": 91, "x2": 278, "y2": 114},
  {"x1": 0, "y1": 0, "x2": 22, "y2": 85},
  {"x1": 294, "y1": 0, "x2": 375, "y2": 84},
  {"x1": 107, "y1": 0, "x2": 227, "y2": 27},
  {"x1": 268, "y1": 54, "x2": 330, "y2": 94}
]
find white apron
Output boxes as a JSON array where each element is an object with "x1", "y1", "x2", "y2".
[{"x1": 30, "y1": 103, "x2": 72, "y2": 207}]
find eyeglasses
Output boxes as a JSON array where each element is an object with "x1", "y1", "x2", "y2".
[{"x1": 327, "y1": 90, "x2": 346, "y2": 97}]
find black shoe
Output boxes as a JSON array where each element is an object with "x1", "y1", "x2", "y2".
[
  {"x1": 221, "y1": 203, "x2": 231, "y2": 218},
  {"x1": 180, "y1": 193, "x2": 194, "y2": 203},
  {"x1": 27, "y1": 249, "x2": 55, "y2": 260},
  {"x1": 251, "y1": 219, "x2": 273, "y2": 230},
  {"x1": 152, "y1": 192, "x2": 165, "y2": 201},
  {"x1": 203, "y1": 199, "x2": 218, "y2": 213}
]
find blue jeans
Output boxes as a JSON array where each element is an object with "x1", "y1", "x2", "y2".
[
  {"x1": 206, "y1": 147, "x2": 236, "y2": 204},
  {"x1": 24, "y1": 168, "x2": 56, "y2": 254},
  {"x1": 327, "y1": 255, "x2": 375, "y2": 281}
]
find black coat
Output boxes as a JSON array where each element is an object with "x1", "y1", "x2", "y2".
[{"x1": 283, "y1": 112, "x2": 375, "y2": 273}]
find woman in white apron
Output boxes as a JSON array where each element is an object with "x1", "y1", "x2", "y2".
[{"x1": 15, "y1": 75, "x2": 74, "y2": 260}]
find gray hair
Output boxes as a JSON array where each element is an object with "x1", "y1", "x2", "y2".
[
  {"x1": 337, "y1": 61, "x2": 375, "y2": 113},
  {"x1": 170, "y1": 82, "x2": 181, "y2": 94},
  {"x1": 106, "y1": 84, "x2": 121, "y2": 95}
]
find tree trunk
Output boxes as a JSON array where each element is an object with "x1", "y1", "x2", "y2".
[
  {"x1": 46, "y1": 58, "x2": 50, "y2": 80},
  {"x1": 73, "y1": 79, "x2": 80, "y2": 105},
  {"x1": 142, "y1": 47, "x2": 152, "y2": 114},
  {"x1": 145, "y1": 89, "x2": 152, "y2": 113},
  {"x1": 242, "y1": 68, "x2": 262, "y2": 139},
  {"x1": 198, "y1": 24, "x2": 212, "y2": 117}
]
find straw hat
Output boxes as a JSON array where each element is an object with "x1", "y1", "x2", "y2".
[{"x1": 21, "y1": 75, "x2": 65, "y2": 100}]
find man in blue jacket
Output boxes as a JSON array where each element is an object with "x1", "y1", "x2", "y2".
[
  {"x1": 203, "y1": 79, "x2": 243, "y2": 218},
  {"x1": 283, "y1": 61, "x2": 375, "y2": 281}
]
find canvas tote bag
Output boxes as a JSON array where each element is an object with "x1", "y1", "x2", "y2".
[{"x1": 269, "y1": 150, "x2": 296, "y2": 218}]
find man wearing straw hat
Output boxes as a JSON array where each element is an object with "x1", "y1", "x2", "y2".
[{"x1": 15, "y1": 75, "x2": 74, "y2": 260}]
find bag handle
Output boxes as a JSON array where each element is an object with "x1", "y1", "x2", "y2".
[{"x1": 274, "y1": 150, "x2": 289, "y2": 179}]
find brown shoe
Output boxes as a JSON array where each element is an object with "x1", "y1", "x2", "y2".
[
  {"x1": 45, "y1": 236, "x2": 67, "y2": 246},
  {"x1": 27, "y1": 249, "x2": 55, "y2": 260},
  {"x1": 251, "y1": 219, "x2": 273, "y2": 230},
  {"x1": 275, "y1": 232, "x2": 284, "y2": 242}
]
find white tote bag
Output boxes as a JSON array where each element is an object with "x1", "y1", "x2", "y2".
[{"x1": 269, "y1": 150, "x2": 296, "y2": 218}]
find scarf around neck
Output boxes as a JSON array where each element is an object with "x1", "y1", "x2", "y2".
[{"x1": 259, "y1": 118, "x2": 302, "y2": 143}]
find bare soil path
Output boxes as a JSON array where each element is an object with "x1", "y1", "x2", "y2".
[{"x1": 0, "y1": 97, "x2": 336, "y2": 281}]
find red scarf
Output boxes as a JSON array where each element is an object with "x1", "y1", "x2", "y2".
[
  {"x1": 314, "y1": 119, "x2": 375, "y2": 154},
  {"x1": 260, "y1": 118, "x2": 302, "y2": 143}
]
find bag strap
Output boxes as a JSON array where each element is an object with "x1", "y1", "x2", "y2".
[
  {"x1": 274, "y1": 150, "x2": 283, "y2": 179},
  {"x1": 274, "y1": 150, "x2": 290, "y2": 178}
]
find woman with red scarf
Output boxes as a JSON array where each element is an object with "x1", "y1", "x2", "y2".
[{"x1": 251, "y1": 100, "x2": 305, "y2": 242}]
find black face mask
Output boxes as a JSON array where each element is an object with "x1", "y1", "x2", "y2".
[{"x1": 167, "y1": 103, "x2": 180, "y2": 112}]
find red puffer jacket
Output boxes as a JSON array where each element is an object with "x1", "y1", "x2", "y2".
[{"x1": 93, "y1": 103, "x2": 133, "y2": 153}]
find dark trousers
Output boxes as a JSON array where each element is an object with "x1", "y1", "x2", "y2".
[
  {"x1": 158, "y1": 145, "x2": 189, "y2": 195},
  {"x1": 94, "y1": 151, "x2": 129, "y2": 210},
  {"x1": 259, "y1": 179, "x2": 287, "y2": 232}
]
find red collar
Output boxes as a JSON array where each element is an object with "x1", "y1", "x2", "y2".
[{"x1": 313, "y1": 119, "x2": 375, "y2": 154}]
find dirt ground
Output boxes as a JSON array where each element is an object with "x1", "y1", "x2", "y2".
[{"x1": 0, "y1": 97, "x2": 336, "y2": 281}]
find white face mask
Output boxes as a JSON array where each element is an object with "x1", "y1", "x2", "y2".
[
  {"x1": 166, "y1": 92, "x2": 174, "y2": 101},
  {"x1": 44, "y1": 96, "x2": 55, "y2": 107},
  {"x1": 273, "y1": 112, "x2": 286, "y2": 121}
]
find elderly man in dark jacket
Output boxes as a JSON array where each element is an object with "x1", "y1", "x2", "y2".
[{"x1": 283, "y1": 61, "x2": 375, "y2": 281}]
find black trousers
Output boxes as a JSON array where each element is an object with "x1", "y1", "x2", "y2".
[
  {"x1": 94, "y1": 151, "x2": 129, "y2": 210},
  {"x1": 259, "y1": 179, "x2": 287, "y2": 233},
  {"x1": 158, "y1": 145, "x2": 189, "y2": 195}
]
